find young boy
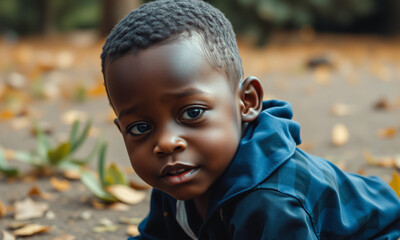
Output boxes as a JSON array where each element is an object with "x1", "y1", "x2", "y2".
[{"x1": 101, "y1": 0, "x2": 400, "y2": 239}]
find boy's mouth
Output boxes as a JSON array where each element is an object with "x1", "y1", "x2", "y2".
[{"x1": 161, "y1": 163, "x2": 200, "y2": 185}]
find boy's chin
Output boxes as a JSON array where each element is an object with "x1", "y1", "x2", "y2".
[{"x1": 163, "y1": 188, "x2": 207, "y2": 201}]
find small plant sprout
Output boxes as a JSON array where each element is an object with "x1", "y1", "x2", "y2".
[
  {"x1": 81, "y1": 142, "x2": 146, "y2": 204},
  {"x1": 0, "y1": 119, "x2": 100, "y2": 177}
]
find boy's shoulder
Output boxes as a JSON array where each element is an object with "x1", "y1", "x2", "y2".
[{"x1": 249, "y1": 148, "x2": 400, "y2": 239}]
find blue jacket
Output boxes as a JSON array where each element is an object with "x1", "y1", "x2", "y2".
[{"x1": 129, "y1": 100, "x2": 400, "y2": 240}]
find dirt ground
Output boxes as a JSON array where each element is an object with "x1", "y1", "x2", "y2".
[{"x1": 0, "y1": 32, "x2": 400, "y2": 239}]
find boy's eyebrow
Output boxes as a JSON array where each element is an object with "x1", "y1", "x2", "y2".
[
  {"x1": 161, "y1": 88, "x2": 210, "y2": 100},
  {"x1": 118, "y1": 88, "x2": 210, "y2": 119}
]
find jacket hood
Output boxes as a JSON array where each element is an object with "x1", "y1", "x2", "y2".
[{"x1": 206, "y1": 100, "x2": 301, "y2": 218}]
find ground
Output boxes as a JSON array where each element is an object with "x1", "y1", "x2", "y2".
[{"x1": 0, "y1": 31, "x2": 399, "y2": 239}]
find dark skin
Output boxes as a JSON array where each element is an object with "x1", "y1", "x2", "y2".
[{"x1": 105, "y1": 35, "x2": 263, "y2": 220}]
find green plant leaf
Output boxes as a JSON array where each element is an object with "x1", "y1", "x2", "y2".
[
  {"x1": 71, "y1": 138, "x2": 101, "y2": 166},
  {"x1": 48, "y1": 142, "x2": 71, "y2": 165},
  {"x1": 98, "y1": 142, "x2": 107, "y2": 187},
  {"x1": 0, "y1": 149, "x2": 19, "y2": 177},
  {"x1": 105, "y1": 163, "x2": 127, "y2": 186},
  {"x1": 33, "y1": 122, "x2": 52, "y2": 164},
  {"x1": 69, "y1": 120, "x2": 80, "y2": 148},
  {"x1": 80, "y1": 171, "x2": 117, "y2": 202},
  {"x1": 70, "y1": 119, "x2": 92, "y2": 154},
  {"x1": 13, "y1": 151, "x2": 35, "y2": 164}
]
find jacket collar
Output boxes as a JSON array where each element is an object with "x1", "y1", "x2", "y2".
[{"x1": 206, "y1": 100, "x2": 302, "y2": 218}]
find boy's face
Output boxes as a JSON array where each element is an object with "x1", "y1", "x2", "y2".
[{"x1": 105, "y1": 37, "x2": 243, "y2": 200}]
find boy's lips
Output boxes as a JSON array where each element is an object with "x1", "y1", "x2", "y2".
[{"x1": 160, "y1": 163, "x2": 200, "y2": 185}]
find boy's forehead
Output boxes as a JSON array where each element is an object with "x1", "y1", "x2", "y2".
[{"x1": 107, "y1": 34, "x2": 211, "y2": 83}]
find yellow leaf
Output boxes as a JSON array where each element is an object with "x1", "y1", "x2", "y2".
[
  {"x1": 377, "y1": 127, "x2": 397, "y2": 138},
  {"x1": 13, "y1": 224, "x2": 51, "y2": 236},
  {"x1": 50, "y1": 177, "x2": 70, "y2": 192},
  {"x1": 0, "y1": 110, "x2": 15, "y2": 120},
  {"x1": 126, "y1": 225, "x2": 140, "y2": 237},
  {"x1": 389, "y1": 171, "x2": 400, "y2": 198},
  {"x1": 331, "y1": 123, "x2": 349, "y2": 146},
  {"x1": 0, "y1": 199, "x2": 7, "y2": 217},
  {"x1": 1, "y1": 230, "x2": 15, "y2": 240},
  {"x1": 51, "y1": 234, "x2": 76, "y2": 240},
  {"x1": 106, "y1": 185, "x2": 147, "y2": 205}
]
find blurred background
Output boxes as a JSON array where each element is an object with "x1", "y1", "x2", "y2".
[
  {"x1": 1, "y1": 0, "x2": 400, "y2": 176},
  {"x1": 0, "y1": 0, "x2": 399, "y2": 239}
]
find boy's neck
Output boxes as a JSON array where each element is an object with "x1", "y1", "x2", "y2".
[{"x1": 193, "y1": 191, "x2": 211, "y2": 220}]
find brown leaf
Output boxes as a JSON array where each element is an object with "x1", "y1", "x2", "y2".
[
  {"x1": 0, "y1": 199, "x2": 7, "y2": 217},
  {"x1": 313, "y1": 66, "x2": 331, "y2": 85},
  {"x1": 7, "y1": 221, "x2": 27, "y2": 230},
  {"x1": 90, "y1": 198, "x2": 106, "y2": 210},
  {"x1": 62, "y1": 169, "x2": 81, "y2": 180},
  {"x1": 129, "y1": 180, "x2": 151, "y2": 190},
  {"x1": 106, "y1": 185, "x2": 147, "y2": 205},
  {"x1": 108, "y1": 202, "x2": 130, "y2": 211},
  {"x1": 13, "y1": 224, "x2": 51, "y2": 236},
  {"x1": 331, "y1": 123, "x2": 349, "y2": 146},
  {"x1": 51, "y1": 234, "x2": 76, "y2": 240},
  {"x1": 389, "y1": 171, "x2": 400, "y2": 198},
  {"x1": 28, "y1": 185, "x2": 54, "y2": 200},
  {"x1": 374, "y1": 98, "x2": 391, "y2": 111},
  {"x1": 377, "y1": 127, "x2": 397, "y2": 139},
  {"x1": 363, "y1": 150, "x2": 400, "y2": 168},
  {"x1": 126, "y1": 225, "x2": 140, "y2": 237},
  {"x1": 2, "y1": 230, "x2": 15, "y2": 240},
  {"x1": 14, "y1": 198, "x2": 49, "y2": 220},
  {"x1": 50, "y1": 177, "x2": 70, "y2": 192}
]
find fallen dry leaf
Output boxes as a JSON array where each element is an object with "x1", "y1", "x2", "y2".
[
  {"x1": 13, "y1": 224, "x2": 51, "y2": 236},
  {"x1": 93, "y1": 225, "x2": 119, "y2": 233},
  {"x1": 363, "y1": 150, "x2": 400, "y2": 169},
  {"x1": 126, "y1": 225, "x2": 140, "y2": 237},
  {"x1": 0, "y1": 199, "x2": 7, "y2": 217},
  {"x1": 51, "y1": 234, "x2": 76, "y2": 240},
  {"x1": 93, "y1": 218, "x2": 119, "y2": 233},
  {"x1": 7, "y1": 221, "x2": 27, "y2": 230},
  {"x1": 119, "y1": 217, "x2": 142, "y2": 225},
  {"x1": 14, "y1": 198, "x2": 49, "y2": 220},
  {"x1": 389, "y1": 171, "x2": 400, "y2": 198},
  {"x1": 331, "y1": 123, "x2": 349, "y2": 146},
  {"x1": 108, "y1": 202, "x2": 130, "y2": 211},
  {"x1": 129, "y1": 180, "x2": 151, "y2": 190},
  {"x1": 313, "y1": 66, "x2": 331, "y2": 85},
  {"x1": 62, "y1": 169, "x2": 81, "y2": 180},
  {"x1": 90, "y1": 198, "x2": 106, "y2": 210},
  {"x1": 2, "y1": 230, "x2": 15, "y2": 240},
  {"x1": 377, "y1": 127, "x2": 397, "y2": 139},
  {"x1": 28, "y1": 185, "x2": 54, "y2": 200},
  {"x1": 50, "y1": 177, "x2": 71, "y2": 192},
  {"x1": 331, "y1": 103, "x2": 354, "y2": 117},
  {"x1": 106, "y1": 185, "x2": 147, "y2": 205},
  {"x1": 374, "y1": 98, "x2": 391, "y2": 111},
  {"x1": 61, "y1": 110, "x2": 88, "y2": 125}
]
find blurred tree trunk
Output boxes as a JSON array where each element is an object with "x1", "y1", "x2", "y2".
[
  {"x1": 38, "y1": 0, "x2": 53, "y2": 35},
  {"x1": 99, "y1": 0, "x2": 140, "y2": 37},
  {"x1": 99, "y1": 0, "x2": 117, "y2": 36}
]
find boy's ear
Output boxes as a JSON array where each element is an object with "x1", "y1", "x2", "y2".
[
  {"x1": 114, "y1": 118, "x2": 122, "y2": 132},
  {"x1": 239, "y1": 76, "x2": 263, "y2": 122}
]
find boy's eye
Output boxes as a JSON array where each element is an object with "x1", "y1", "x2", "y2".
[
  {"x1": 127, "y1": 122, "x2": 152, "y2": 135},
  {"x1": 181, "y1": 107, "x2": 204, "y2": 120}
]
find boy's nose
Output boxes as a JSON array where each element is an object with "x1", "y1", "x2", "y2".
[{"x1": 153, "y1": 130, "x2": 187, "y2": 156}]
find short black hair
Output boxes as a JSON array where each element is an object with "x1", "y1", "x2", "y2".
[{"x1": 101, "y1": 0, "x2": 243, "y2": 87}]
